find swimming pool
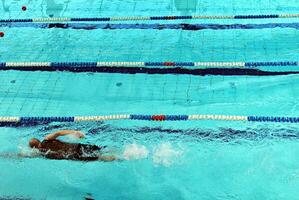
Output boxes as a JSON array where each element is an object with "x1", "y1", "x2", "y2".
[{"x1": 1, "y1": 0, "x2": 299, "y2": 199}]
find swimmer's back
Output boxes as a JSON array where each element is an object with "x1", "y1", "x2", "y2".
[
  {"x1": 39, "y1": 139, "x2": 104, "y2": 161},
  {"x1": 40, "y1": 139, "x2": 79, "y2": 154}
]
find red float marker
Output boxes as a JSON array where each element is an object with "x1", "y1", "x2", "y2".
[
  {"x1": 22, "y1": 6, "x2": 27, "y2": 11},
  {"x1": 164, "y1": 62, "x2": 175, "y2": 66},
  {"x1": 0, "y1": 32, "x2": 4, "y2": 37},
  {"x1": 152, "y1": 115, "x2": 166, "y2": 121}
]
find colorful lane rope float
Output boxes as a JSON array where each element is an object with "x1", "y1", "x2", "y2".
[
  {"x1": 1, "y1": 13, "x2": 299, "y2": 23},
  {"x1": 0, "y1": 115, "x2": 298, "y2": 123},
  {"x1": 0, "y1": 61, "x2": 298, "y2": 69}
]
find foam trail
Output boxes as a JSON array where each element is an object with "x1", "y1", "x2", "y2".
[
  {"x1": 123, "y1": 143, "x2": 149, "y2": 160},
  {"x1": 152, "y1": 143, "x2": 183, "y2": 166}
]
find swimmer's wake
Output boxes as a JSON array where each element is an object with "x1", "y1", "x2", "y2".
[
  {"x1": 122, "y1": 143, "x2": 183, "y2": 166},
  {"x1": 0, "y1": 142, "x2": 184, "y2": 166}
]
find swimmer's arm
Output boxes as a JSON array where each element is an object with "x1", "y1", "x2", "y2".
[{"x1": 45, "y1": 130, "x2": 84, "y2": 140}]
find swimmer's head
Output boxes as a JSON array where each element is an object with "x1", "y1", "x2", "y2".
[{"x1": 29, "y1": 138, "x2": 41, "y2": 149}]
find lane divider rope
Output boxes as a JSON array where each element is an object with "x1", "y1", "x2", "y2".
[
  {"x1": 1, "y1": 14, "x2": 299, "y2": 23},
  {"x1": 0, "y1": 115, "x2": 298, "y2": 123},
  {"x1": 1, "y1": 61, "x2": 298, "y2": 68}
]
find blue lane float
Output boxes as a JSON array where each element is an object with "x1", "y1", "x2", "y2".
[
  {"x1": 1, "y1": 115, "x2": 299, "y2": 124},
  {"x1": 234, "y1": 14, "x2": 279, "y2": 19},
  {"x1": 0, "y1": 13, "x2": 299, "y2": 23},
  {"x1": 245, "y1": 61, "x2": 298, "y2": 67}
]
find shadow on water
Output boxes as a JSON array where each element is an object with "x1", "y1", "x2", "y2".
[
  {"x1": 0, "y1": 197, "x2": 31, "y2": 200},
  {"x1": 0, "y1": 194, "x2": 95, "y2": 200}
]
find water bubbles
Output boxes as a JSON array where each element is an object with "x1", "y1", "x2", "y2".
[
  {"x1": 123, "y1": 143, "x2": 149, "y2": 160},
  {"x1": 152, "y1": 143, "x2": 183, "y2": 166},
  {"x1": 122, "y1": 142, "x2": 184, "y2": 166}
]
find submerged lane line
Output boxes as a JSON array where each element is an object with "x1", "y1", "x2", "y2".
[
  {"x1": 1, "y1": 66, "x2": 298, "y2": 76},
  {"x1": 2, "y1": 22, "x2": 299, "y2": 30}
]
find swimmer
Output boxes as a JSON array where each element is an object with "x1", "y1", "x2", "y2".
[{"x1": 27, "y1": 130, "x2": 117, "y2": 162}]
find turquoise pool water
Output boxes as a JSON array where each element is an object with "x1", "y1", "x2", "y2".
[{"x1": 1, "y1": 0, "x2": 299, "y2": 199}]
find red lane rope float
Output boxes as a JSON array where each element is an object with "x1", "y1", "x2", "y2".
[
  {"x1": 152, "y1": 115, "x2": 166, "y2": 121},
  {"x1": 164, "y1": 62, "x2": 175, "y2": 66}
]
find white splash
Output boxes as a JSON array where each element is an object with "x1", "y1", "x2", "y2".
[
  {"x1": 123, "y1": 143, "x2": 149, "y2": 160},
  {"x1": 18, "y1": 145, "x2": 31, "y2": 154},
  {"x1": 152, "y1": 143, "x2": 183, "y2": 167},
  {"x1": 15, "y1": 145, "x2": 38, "y2": 158}
]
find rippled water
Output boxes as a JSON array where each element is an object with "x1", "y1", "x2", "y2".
[
  {"x1": 1, "y1": 0, "x2": 299, "y2": 199},
  {"x1": 0, "y1": 121, "x2": 299, "y2": 199}
]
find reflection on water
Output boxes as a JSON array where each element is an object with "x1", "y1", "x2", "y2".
[
  {"x1": 1, "y1": 0, "x2": 11, "y2": 15},
  {"x1": 44, "y1": 0, "x2": 70, "y2": 17},
  {"x1": 1, "y1": 0, "x2": 9, "y2": 12},
  {"x1": 172, "y1": 0, "x2": 199, "y2": 58},
  {"x1": 0, "y1": 0, "x2": 71, "y2": 17},
  {"x1": 173, "y1": 0, "x2": 198, "y2": 14}
]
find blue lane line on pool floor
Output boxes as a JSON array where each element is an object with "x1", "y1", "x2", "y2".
[
  {"x1": 0, "y1": 66, "x2": 298, "y2": 76},
  {"x1": 2, "y1": 22, "x2": 299, "y2": 30}
]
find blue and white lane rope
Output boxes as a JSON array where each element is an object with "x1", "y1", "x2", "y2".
[
  {"x1": 0, "y1": 61, "x2": 298, "y2": 68},
  {"x1": 0, "y1": 115, "x2": 299, "y2": 123},
  {"x1": 1, "y1": 14, "x2": 299, "y2": 23}
]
